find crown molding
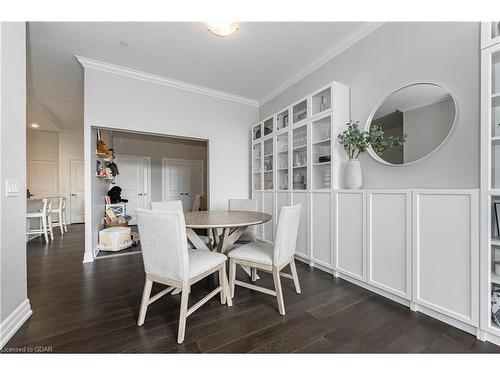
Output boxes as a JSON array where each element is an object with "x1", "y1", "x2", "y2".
[
  {"x1": 75, "y1": 56, "x2": 259, "y2": 107},
  {"x1": 258, "y1": 22, "x2": 385, "y2": 106}
]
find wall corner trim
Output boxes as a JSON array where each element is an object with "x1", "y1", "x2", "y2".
[
  {"x1": 259, "y1": 22, "x2": 385, "y2": 105},
  {"x1": 75, "y1": 55, "x2": 259, "y2": 108},
  {"x1": 0, "y1": 299, "x2": 32, "y2": 349}
]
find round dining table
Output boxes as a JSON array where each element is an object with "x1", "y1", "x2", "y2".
[{"x1": 184, "y1": 210, "x2": 272, "y2": 253}]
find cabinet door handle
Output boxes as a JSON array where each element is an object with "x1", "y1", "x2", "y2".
[{"x1": 138, "y1": 193, "x2": 143, "y2": 196}]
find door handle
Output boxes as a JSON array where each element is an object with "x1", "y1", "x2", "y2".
[
  {"x1": 138, "y1": 193, "x2": 143, "y2": 196},
  {"x1": 71, "y1": 194, "x2": 76, "y2": 197}
]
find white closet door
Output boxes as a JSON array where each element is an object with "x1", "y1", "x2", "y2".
[
  {"x1": 162, "y1": 159, "x2": 204, "y2": 212},
  {"x1": 312, "y1": 192, "x2": 333, "y2": 268},
  {"x1": 334, "y1": 191, "x2": 365, "y2": 281},
  {"x1": 70, "y1": 159, "x2": 85, "y2": 223},
  {"x1": 114, "y1": 155, "x2": 150, "y2": 225},
  {"x1": 412, "y1": 189, "x2": 479, "y2": 326},
  {"x1": 292, "y1": 192, "x2": 308, "y2": 259},
  {"x1": 28, "y1": 160, "x2": 59, "y2": 198},
  {"x1": 367, "y1": 190, "x2": 411, "y2": 299}
]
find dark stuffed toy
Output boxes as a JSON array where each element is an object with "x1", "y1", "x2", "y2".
[{"x1": 107, "y1": 186, "x2": 128, "y2": 204}]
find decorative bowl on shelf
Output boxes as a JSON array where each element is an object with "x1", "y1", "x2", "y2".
[{"x1": 318, "y1": 155, "x2": 331, "y2": 163}]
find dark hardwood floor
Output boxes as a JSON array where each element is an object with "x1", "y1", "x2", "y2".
[{"x1": 5, "y1": 224, "x2": 500, "y2": 353}]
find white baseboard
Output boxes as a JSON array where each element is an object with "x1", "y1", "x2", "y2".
[{"x1": 0, "y1": 299, "x2": 32, "y2": 349}]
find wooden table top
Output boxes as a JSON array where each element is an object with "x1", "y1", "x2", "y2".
[{"x1": 184, "y1": 210, "x2": 271, "y2": 229}]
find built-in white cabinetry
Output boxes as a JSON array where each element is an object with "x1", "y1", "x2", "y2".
[
  {"x1": 262, "y1": 192, "x2": 274, "y2": 242},
  {"x1": 481, "y1": 23, "x2": 500, "y2": 346},
  {"x1": 250, "y1": 80, "x2": 484, "y2": 342},
  {"x1": 412, "y1": 190, "x2": 479, "y2": 327},
  {"x1": 334, "y1": 191, "x2": 365, "y2": 281},
  {"x1": 292, "y1": 192, "x2": 309, "y2": 259},
  {"x1": 367, "y1": 190, "x2": 411, "y2": 300}
]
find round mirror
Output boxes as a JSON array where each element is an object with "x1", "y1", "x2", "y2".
[{"x1": 366, "y1": 83, "x2": 457, "y2": 166}]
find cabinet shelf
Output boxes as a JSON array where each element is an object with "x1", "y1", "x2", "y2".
[
  {"x1": 492, "y1": 237, "x2": 500, "y2": 246},
  {"x1": 293, "y1": 144, "x2": 307, "y2": 151},
  {"x1": 264, "y1": 170, "x2": 273, "y2": 173},
  {"x1": 293, "y1": 165, "x2": 307, "y2": 169},
  {"x1": 313, "y1": 161, "x2": 331, "y2": 166},
  {"x1": 96, "y1": 174, "x2": 112, "y2": 180},
  {"x1": 492, "y1": 136, "x2": 500, "y2": 145},
  {"x1": 313, "y1": 138, "x2": 331, "y2": 146}
]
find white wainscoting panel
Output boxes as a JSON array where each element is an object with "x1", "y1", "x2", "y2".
[
  {"x1": 367, "y1": 190, "x2": 411, "y2": 299},
  {"x1": 334, "y1": 191, "x2": 366, "y2": 281},
  {"x1": 412, "y1": 189, "x2": 479, "y2": 326},
  {"x1": 312, "y1": 192, "x2": 333, "y2": 268}
]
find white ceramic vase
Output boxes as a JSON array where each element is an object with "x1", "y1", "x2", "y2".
[{"x1": 345, "y1": 158, "x2": 362, "y2": 189}]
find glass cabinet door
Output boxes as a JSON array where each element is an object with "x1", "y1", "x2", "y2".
[
  {"x1": 293, "y1": 100, "x2": 308, "y2": 123},
  {"x1": 292, "y1": 125, "x2": 307, "y2": 190},
  {"x1": 492, "y1": 49, "x2": 500, "y2": 189},
  {"x1": 263, "y1": 138, "x2": 274, "y2": 190},
  {"x1": 264, "y1": 117, "x2": 274, "y2": 137},
  {"x1": 252, "y1": 143, "x2": 262, "y2": 190},
  {"x1": 253, "y1": 124, "x2": 262, "y2": 141},
  {"x1": 277, "y1": 109, "x2": 289, "y2": 131},
  {"x1": 312, "y1": 87, "x2": 331, "y2": 116},
  {"x1": 277, "y1": 132, "x2": 289, "y2": 190},
  {"x1": 312, "y1": 115, "x2": 332, "y2": 189}
]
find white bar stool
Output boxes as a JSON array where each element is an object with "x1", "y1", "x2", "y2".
[
  {"x1": 51, "y1": 196, "x2": 68, "y2": 234},
  {"x1": 26, "y1": 198, "x2": 54, "y2": 243}
]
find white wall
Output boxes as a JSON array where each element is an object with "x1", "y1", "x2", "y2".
[
  {"x1": 112, "y1": 132, "x2": 207, "y2": 201},
  {"x1": 260, "y1": 22, "x2": 480, "y2": 188},
  {"x1": 0, "y1": 22, "x2": 31, "y2": 347},
  {"x1": 83, "y1": 68, "x2": 258, "y2": 261},
  {"x1": 27, "y1": 130, "x2": 59, "y2": 161}
]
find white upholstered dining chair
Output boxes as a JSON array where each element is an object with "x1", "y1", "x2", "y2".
[
  {"x1": 228, "y1": 198, "x2": 258, "y2": 243},
  {"x1": 151, "y1": 200, "x2": 212, "y2": 249},
  {"x1": 136, "y1": 208, "x2": 232, "y2": 344},
  {"x1": 228, "y1": 204, "x2": 301, "y2": 316}
]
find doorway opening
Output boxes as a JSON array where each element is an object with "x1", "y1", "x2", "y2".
[{"x1": 92, "y1": 128, "x2": 209, "y2": 260}]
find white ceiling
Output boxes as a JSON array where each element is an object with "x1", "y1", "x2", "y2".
[{"x1": 27, "y1": 22, "x2": 378, "y2": 131}]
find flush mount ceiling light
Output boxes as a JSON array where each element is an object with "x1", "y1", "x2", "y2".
[
  {"x1": 31, "y1": 123, "x2": 40, "y2": 128},
  {"x1": 206, "y1": 22, "x2": 239, "y2": 37}
]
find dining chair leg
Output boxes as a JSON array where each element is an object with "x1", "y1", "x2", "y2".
[
  {"x1": 219, "y1": 264, "x2": 232, "y2": 306},
  {"x1": 218, "y1": 266, "x2": 226, "y2": 304},
  {"x1": 289, "y1": 259, "x2": 301, "y2": 294},
  {"x1": 272, "y1": 266, "x2": 285, "y2": 316},
  {"x1": 177, "y1": 283, "x2": 190, "y2": 344},
  {"x1": 58, "y1": 211, "x2": 64, "y2": 235},
  {"x1": 48, "y1": 215, "x2": 54, "y2": 240},
  {"x1": 63, "y1": 210, "x2": 68, "y2": 232},
  {"x1": 137, "y1": 277, "x2": 153, "y2": 326},
  {"x1": 251, "y1": 267, "x2": 257, "y2": 282},
  {"x1": 229, "y1": 258, "x2": 236, "y2": 298},
  {"x1": 41, "y1": 215, "x2": 49, "y2": 243}
]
